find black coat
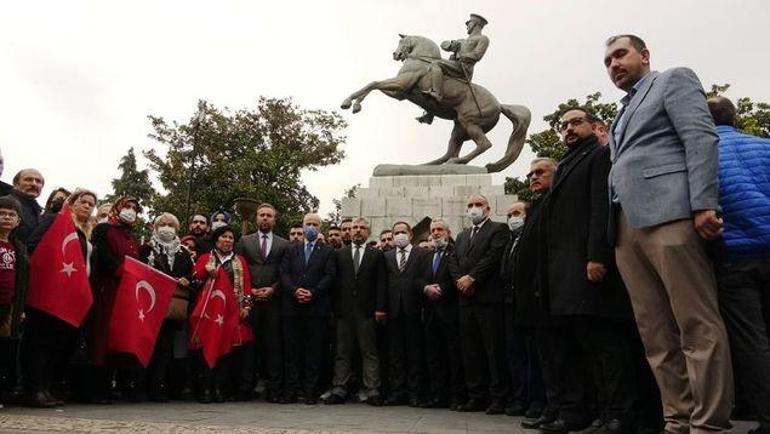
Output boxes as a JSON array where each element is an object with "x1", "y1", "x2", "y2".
[
  {"x1": 513, "y1": 197, "x2": 551, "y2": 327},
  {"x1": 500, "y1": 230, "x2": 521, "y2": 305},
  {"x1": 334, "y1": 244, "x2": 386, "y2": 318},
  {"x1": 280, "y1": 241, "x2": 336, "y2": 317},
  {"x1": 3, "y1": 189, "x2": 42, "y2": 243},
  {"x1": 384, "y1": 246, "x2": 427, "y2": 319},
  {"x1": 544, "y1": 137, "x2": 633, "y2": 319},
  {"x1": 453, "y1": 219, "x2": 510, "y2": 306},
  {"x1": 415, "y1": 243, "x2": 460, "y2": 323}
]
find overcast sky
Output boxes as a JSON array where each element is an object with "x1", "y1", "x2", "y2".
[{"x1": 2, "y1": 0, "x2": 768, "y2": 216}]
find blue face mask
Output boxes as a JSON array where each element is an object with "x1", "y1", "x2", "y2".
[{"x1": 304, "y1": 225, "x2": 319, "y2": 242}]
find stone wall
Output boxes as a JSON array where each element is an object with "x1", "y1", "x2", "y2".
[{"x1": 340, "y1": 174, "x2": 516, "y2": 239}]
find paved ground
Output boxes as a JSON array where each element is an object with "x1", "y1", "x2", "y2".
[{"x1": 0, "y1": 402, "x2": 758, "y2": 433}]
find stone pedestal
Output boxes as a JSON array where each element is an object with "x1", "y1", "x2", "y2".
[{"x1": 340, "y1": 174, "x2": 516, "y2": 239}]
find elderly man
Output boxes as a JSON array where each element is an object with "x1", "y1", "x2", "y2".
[
  {"x1": 2, "y1": 169, "x2": 44, "y2": 242},
  {"x1": 605, "y1": 34, "x2": 732, "y2": 433},
  {"x1": 454, "y1": 194, "x2": 510, "y2": 414},
  {"x1": 708, "y1": 96, "x2": 770, "y2": 434},
  {"x1": 280, "y1": 213, "x2": 336, "y2": 404},
  {"x1": 325, "y1": 217, "x2": 386, "y2": 406}
]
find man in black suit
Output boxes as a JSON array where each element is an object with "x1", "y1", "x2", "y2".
[
  {"x1": 236, "y1": 203, "x2": 290, "y2": 402},
  {"x1": 279, "y1": 212, "x2": 336, "y2": 404},
  {"x1": 416, "y1": 218, "x2": 465, "y2": 410},
  {"x1": 454, "y1": 194, "x2": 510, "y2": 414},
  {"x1": 537, "y1": 107, "x2": 646, "y2": 434},
  {"x1": 384, "y1": 221, "x2": 427, "y2": 406},
  {"x1": 324, "y1": 218, "x2": 386, "y2": 406}
]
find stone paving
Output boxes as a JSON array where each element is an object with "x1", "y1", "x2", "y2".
[{"x1": 0, "y1": 402, "x2": 757, "y2": 433}]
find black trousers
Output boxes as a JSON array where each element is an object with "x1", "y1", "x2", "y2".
[
  {"x1": 387, "y1": 314, "x2": 424, "y2": 400},
  {"x1": 423, "y1": 308, "x2": 464, "y2": 403},
  {"x1": 460, "y1": 303, "x2": 509, "y2": 401},
  {"x1": 20, "y1": 308, "x2": 80, "y2": 394},
  {"x1": 145, "y1": 321, "x2": 178, "y2": 392},
  {"x1": 505, "y1": 309, "x2": 545, "y2": 410},
  {"x1": 282, "y1": 315, "x2": 327, "y2": 398},
  {"x1": 717, "y1": 257, "x2": 770, "y2": 432},
  {"x1": 246, "y1": 303, "x2": 283, "y2": 396}
]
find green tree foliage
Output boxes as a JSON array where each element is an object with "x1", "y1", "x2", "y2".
[
  {"x1": 505, "y1": 92, "x2": 618, "y2": 199},
  {"x1": 145, "y1": 98, "x2": 347, "y2": 236},
  {"x1": 106, "y1": 147, "x2": 156, "y2": 205},
  {"x1": 707, "y1": 84, "x2": 770, "y2": 138},
  {"x1": 328, "y1": 183, "x2": 360, "y2": 225}
]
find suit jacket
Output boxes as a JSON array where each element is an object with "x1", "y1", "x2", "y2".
[
  {"x1": 384, "y1": 246, "x2": 427, "y2": 319},
  {"x1": 415, "y1": 243, "x2": 460, "y2": 323},
  {"x1": 513, "y1": 197, "x2": 550, "y2": 327},
  {"x1": 236, "y1": 232, "x2": 290, "y2": 306},
  {"x1": 544, "y1": 136, "x2": 633, "y2": 319},
  {"x1": 280, "y1": 241, "x2": 336, "y2": 317},
  {"x1": 334, "y1": 244, "x2": 386, "y2": 318},
  {"x1": 609, "y1": 68, "x2": 720, "y2": 238},
  {"x1": 454, "y1": 219, "x2": 510, "y2": 306}
]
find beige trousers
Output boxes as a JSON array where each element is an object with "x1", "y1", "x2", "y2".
[{"x1": 615, "y1": 210, "x2": 733, "y2": 434}]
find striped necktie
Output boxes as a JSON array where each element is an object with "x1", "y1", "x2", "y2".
[{"x1": 398, "y1": 248, "x2": 407, "y2": 272}]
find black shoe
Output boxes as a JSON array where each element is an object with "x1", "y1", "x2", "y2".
[
  {"x1": 449, "y1": 400, "x2": 464, "y2": 411},
  {"x1": 385, "y1": 394, "x2": 407, "y2": 406},
  {"x1": 408, "y1": 397, "x2": 422, "y2": 407},
  {"x1": 423, "y1": 398, "x2": 448, "y2": 409},
  {"x1": 458, "y1": 398, "x2": 486, "y2": 412},
  {"x1": 323, "y1": 393, "x2": 345, "y2": 405},
  {"x1": 525, "y1": 405, "x2": 543, "y2": 419},
  {"x1": 234, "y1": 390, "x2": 253, "y2": 402},
  {"x1": 212, "y1": 389, "x2": 225, "y2": 403},
  {"x1": 505, "y1": 401, "x2": 527, "y2": 416},
  {"x1": 280, "y1": 393, "x2": 297, "y2": 404},
  {"x1": 265, "y1": 392, "x2": 281, "y2": 403},
  {"x1": 577, "y1": 418, "x2": 605, "y2": 433},
  {"x1": 43, "y1": 390, "x2": 64, "y2": 407},
  {"x1": 540, "y1": 418, "x2": 590, "y2": 433},
  {"x1": 197, "y1": 389, "x2": 212, "y2": 404},
  {"x1": 486, "y1": 399, "x2": 506, "y2": 415},
  {"x1": 366, "y1": 395, "x2": 383, "y2": 407},
  {"x1": 521, "y1": 412, "x2": 556, "y2": 429},
  {"x1": 600, "y1": 418, "x2": 625, "y2": 433},
  {"x1": 23, "y1": 391, "x2": 57, "y2": 408}
]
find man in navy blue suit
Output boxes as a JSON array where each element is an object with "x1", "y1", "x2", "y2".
[{"x1": 280, "y1": 212, "x2": 336, "y2": 404}]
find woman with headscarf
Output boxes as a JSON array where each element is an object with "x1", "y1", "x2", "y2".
[
  {"x1": 138, "y1": 212, "x2": 194, "y2": 401},
  {"x1": 22, "y1": 189, "x2": 97, "y2": 407},
  {"x1": 190, "y1": 225, "x2": 254, "y2": 403},
  {"x1": 88, "y1": 196, "x2": 142, "y2": 402}
]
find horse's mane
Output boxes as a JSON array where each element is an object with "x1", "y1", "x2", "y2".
[{"x1": 405, "y1": 35, "x2": 441, "y2": 59}]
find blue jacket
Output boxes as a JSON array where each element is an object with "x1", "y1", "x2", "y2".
[{"x1": 717, "y1": 125, "x2": 770, "y2": 259}]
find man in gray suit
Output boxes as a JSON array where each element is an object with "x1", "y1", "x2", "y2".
[
  {"x1": 236, "y1": 203, "x2": 290, "y2": 402},
  {"x1": 604, "y1": 34, "x2": 733, "y2": 433}
]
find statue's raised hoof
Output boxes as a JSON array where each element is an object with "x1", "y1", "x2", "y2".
[
  {"x1": 340, "y1": 100, "x2": 352, "y2": 110},
  {"x1": 352, "y1": 103, "x2": 362, "y2": 114}
]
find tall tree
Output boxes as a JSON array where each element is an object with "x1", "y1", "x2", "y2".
[
  {"x1": 145, "y1": 98, "x2": 346, "y2": 236},
  {"x1": 107, "y1": 147, "x2": 156, "y2": 205}
]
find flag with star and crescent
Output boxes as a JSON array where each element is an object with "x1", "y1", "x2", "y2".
[
  {"x1": 26, "y1": 204, "x2": 93, "y2": 327},
  {"x1": 107, "y1": 256, "x2": 178, "y2": 367},
  {"x1": 189, "y1": 265, "x2": 240, "y2": 369}
]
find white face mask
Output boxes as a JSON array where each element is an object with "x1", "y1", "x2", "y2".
[
  {"x1": 507, "y1": 216, "x2": 525, "y2": 232},
  {"x1": 156, "y1": 226, "x2": 177, "y2": 242},
  {"x1": 467, "y1": 206, "x2": 485, "y2": 224},
  {"x1": 211, "y1": 221, "x2": 227, "y2": 231},
  {"x1": 393, "y1": 233, "x2": 410, "y2": 248},
  {"x1": 433, "y1": 236, "x2": 448, "y2": 249},
  {"x1": 119, "y1": 208, "x2": 137, "y2": 224}
]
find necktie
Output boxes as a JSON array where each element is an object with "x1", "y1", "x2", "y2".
[
  {"x1": 470, "y1": 226, "x2": 480, "y2": 245},
  {"x1": 260, "y1": 234, "x2": 268, "y2": 260},
  {"x1": 398, "y1": 248, "x2": 407, "y2": 272},
  {"x1": 304, "y1": 243, "x2": 313, "y2": 265},
  {"x1": 432, "y1": 250, "x2": 442, "y2": 276},
  {"x1": 353, "y1": 245, "x2": 362, "y2": 274}
]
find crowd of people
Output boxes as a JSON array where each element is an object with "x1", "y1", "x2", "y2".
[{"x1": 0, "y1": 34, "x2": 769, "y2": 434}]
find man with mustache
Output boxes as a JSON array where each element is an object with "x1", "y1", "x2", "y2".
[
  {"x1": 604, "y1": 34, "x2": 732, "y2": 433},
  {"x1": 2, "y1": 169, "x2": 44, "y2": 243}
]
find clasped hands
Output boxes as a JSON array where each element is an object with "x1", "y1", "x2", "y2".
[
  {"x1": 456, "y1": 275, "x2": 475, "y2": 296},
  {"x1": 250, "y1": 286, "x2": 275, "y2": 302},
  {"x1": 294, "y1": 287, "x2": 313, "y2": 304}
]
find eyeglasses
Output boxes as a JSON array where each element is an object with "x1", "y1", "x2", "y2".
[
  {"x1": 558, "y1": 117, "x2": 589, "y2": 131},
  {"x1": 526, "y1": 168, "x2": 547, "y2": 179}
]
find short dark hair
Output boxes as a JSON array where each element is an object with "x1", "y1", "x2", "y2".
[
  {"x1": 256, "y1": 203, "x2": 277, "y2": 214},
  {"x1": 514, "y1": 200, "x2": 531, "y2": 214},
  {"x1": 707, "y1": 96, "x2": 737, "y2": 127},
  {"x1": 392, "y1": 221, "x2": 412, "y2": 232},
  {"x1": 605, "y1": 34, "x2": 647, "y2": 52},
  {"x1": 210, "y1": 225, "x2": 236, "y2": 243},
  {"x1": 558, "y1": 106, "x2": 599, "y2": 123},
  {"x1": 0, "y1": 196, "x2": 22, "y2": 215},
  {"x1": 290, "y1": 223, "x2": 304, "y2": 230},
  {"x1": 380, "y1": 229, "x2": 392, "y2": 237},
  {"x1": 44, "y1": 187, "x2": 72, "y2": 212},
  {"x1": 328, "y1": 225, "x2": 341, "y2": 232},
  {"x1": 189, "y1": 213, "x2": 209, "y2": 225},
  {"x1": 340, "y1": 218, "x2": 353, "y2": 225}
]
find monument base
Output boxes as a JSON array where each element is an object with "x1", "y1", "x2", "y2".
[
  {"x1": 373, "y1": 164, "x2": 487, "y2": 176},
  {"x1": 341, "y1": 173, "x2": 516, "y2": 240}
]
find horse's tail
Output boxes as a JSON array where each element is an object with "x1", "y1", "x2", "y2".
[{"x1": 485, "y1": 104, "x2": 531, "y2": 173}]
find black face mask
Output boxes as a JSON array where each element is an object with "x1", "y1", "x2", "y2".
[{"x1": 49, "y1": 198, "x2": 65, "y2": 214}]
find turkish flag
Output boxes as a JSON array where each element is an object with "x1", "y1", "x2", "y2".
[
  {"x1": 26, "y1": 204, "x2": 93, "y2": 327},
  {"x1": 107, "y1": 256, "x2": 178, "y2": 367},
  {"x1": 189, "y1": 266, "x2": 240, "y2": 368}
]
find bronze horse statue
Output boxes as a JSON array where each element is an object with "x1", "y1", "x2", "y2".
[{"x1": 341, "y1": 34, "x2": 531, "y2": 173}]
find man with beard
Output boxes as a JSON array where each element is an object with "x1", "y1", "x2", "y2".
[
  {"x1": 236, "y1": 203, "x2": 290, "y2": 402},
  {"x1": 2, "y1": 169, "x2": 44, "y2": 243},
  {"x1": 379, "y1": 230, "x2": 394, "y2": 252},
  {"x1": 327, "y1": 226, "x2": 343, "y2": 249},
  {"x1": 187, "y1": 214, "x2": 212, "y2": 255},
  {"x1": 288, "y1": 223, "x2": 304, "y2": 244},
  {"x1": 324, "y1": 217, "x2": 386, "y2": 406},
  {"x1": 340, "y1": 219, "x2": 353, "y2": 247},
  {"x1": 537, "y1": 107, "x2": 640, "y2": 433}
]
